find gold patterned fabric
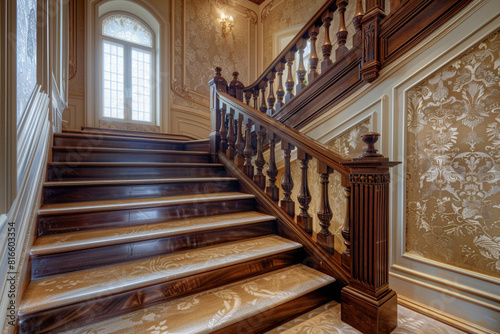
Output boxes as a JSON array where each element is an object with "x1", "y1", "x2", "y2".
[{"x1": 406, "y1": 30, "x2": 500, "y2": 277}]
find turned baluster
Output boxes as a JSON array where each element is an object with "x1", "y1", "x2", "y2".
[
  {"x1": 284, "y1": 51, "x2": 296, "y2": 103},
  {"x1": 259, "y1": 81, "x2": 268, "y2": 113},
  {"x1": 267, "y1": 71, "x2": 276, "y2": 116},
  {"x1": 336, "y1": 0, "x2": 349, "y2": 58},
  {"x1": 252, "y1": 88, "x2": 259, "y2": 110},
  {"x1": 280, "y1": 140, "x2": 295, "y2": 217},
  {"x1": 341, "y1": 175, "x2": 352, "y2": 271},
  {"x1": 225, "y1": 109, "x2": 235, "y2": 159},
  {"x1": 321, "y1": 9, "x2": 334, "y2": 72},
  {"x1": 243, "y1": 118, "x2": 254, "y2": 179},
  {"x1": 228, "y1": 71, "x2": 244, "y2": 101},
  {"x1": 297, "y1": 149, "x2": 312, "y2": 234},
  {"x1": 266, "y1": 131, "x2": 279, "y2": 202},
  {"x1": 352, "y1": 0, "x2": 364, "y2": 45},
  {"x1": 219, "y1": 105, "x2": 228, "y2": 153},
  {"x1": 296, "y1": 38, "x2": 308, "y2": 94},
  {"x1": 234, "y1": 114, "x2": 245, "y2": 168},
  {"x1": 253, "y1": 124, "x2": 266, "y2": 190},
  {"x1": 244, "y1": 90, "x2": 252, "y2": 105},
  {"x1": 275, "y1": 62, "x2": 286, "y2": 111},
  {"x1": 317, "y1": 162, "x2": 334, "y2": 254},
  {"x1": 308, "y1": 25, "x2": 320, "y2": 83}
]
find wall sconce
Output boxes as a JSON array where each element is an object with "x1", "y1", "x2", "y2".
[{"x1": 219, "y1": 13, "x2": 233, "y2": 37}]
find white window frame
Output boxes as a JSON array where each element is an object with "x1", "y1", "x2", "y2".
[{"x1": 98, "y1": 12, "x2": 156, "y2": 124}]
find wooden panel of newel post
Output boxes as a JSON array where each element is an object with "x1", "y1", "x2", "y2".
[
  {"x1": 341, "y1": 132, "x2": 399, "y2": 334},
  {"x1": 209, "y1": 67, "x2": 228, "y2": 162}
]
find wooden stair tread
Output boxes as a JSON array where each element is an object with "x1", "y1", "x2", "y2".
[
  {"x1": 64, "y1": 128, "x2": 198, "y2": 141},
  {"x1": 43, "y1": 177, "x2": 238, "y2": 187},
  {"x1": 52, "y1": 146, "x2": 210, "y2": 155},
  {"x1": 19, "y1": 235, "x2": 303, "y2": 315},
  {"x1": 31, "y1": 211, "x2": 275, "y2": 255},
  {"x1": 60, "y1": 265, "x2": 334, "y2": 334},
  {"x1": 55, "y1": 132, "x2": 208, "y2": 144},
  {"x1": 38, "y1": 192, "x2": 254, "y2": 216}
]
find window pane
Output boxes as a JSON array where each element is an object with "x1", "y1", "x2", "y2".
[
  {"x1": 102, "y1": 14, "x2": 153, "y2": 47},
  {"x1": 131, "y1": 49, "x2": 152, "y2": 122},
  {"x1": 102, "y1": 41, "x2": 124, "y2": 119}
]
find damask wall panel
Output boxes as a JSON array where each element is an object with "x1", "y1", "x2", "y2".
[
  {"x1": 406, "y1": 30, "x2": 500, "y2": 278},
  {"x1": 275, "y1": 119, "x2": 370, "y2": 253}
]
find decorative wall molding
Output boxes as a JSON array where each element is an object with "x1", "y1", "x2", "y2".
[
  {"x1": 398, "y1": 296, "x2": 498, "y2": 334},
  {"x1": 260, "y1": 0, "x2": 275, "y2": 22},
  {"x1": 171, "y1": 80, "x2": 210, "y2": 108},
  {"x1": 68, "y1": 0, "x2": 77, "y2": 79}
]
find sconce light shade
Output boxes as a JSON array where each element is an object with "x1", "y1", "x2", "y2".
[{"x1": 219, "y1": 13, "x2": 234, "y2": 37}]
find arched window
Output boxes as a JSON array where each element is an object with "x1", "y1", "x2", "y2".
[{"x1": 100, "y1": 13, "x2": 155, "y2": 123}]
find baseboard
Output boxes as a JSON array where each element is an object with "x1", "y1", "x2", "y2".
[{"x1": 398, "y1": 296, "x2": 497, "y2": 334}]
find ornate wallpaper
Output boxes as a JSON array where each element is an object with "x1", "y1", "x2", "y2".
[
  {"x1": 275, "y1": 119, "x2": 370, "y2": 253},
  {"x1": 172, "y1": 0, "x2": 257, "y2": 102},
  {"x1": 16, "y1": 0, "x2": 38, "y2": 124},
  {"x1": 406, "y1": 30, "x2": 500, "y2": 278}
]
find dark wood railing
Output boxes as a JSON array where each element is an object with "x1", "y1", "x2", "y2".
[
  {"x1": 210, "y1": 67, "x2": 399, "y2": 333},
  {"x1": 208, "y1": 2, "x2": 473, "y2": 332}
]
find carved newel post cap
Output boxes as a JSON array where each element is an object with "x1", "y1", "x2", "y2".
[
  {"x1": 232, "y1": 71, "x2": 239, "y2": 79},
  {"x1": 214, "y1": 67, "x2": 222, "y2": 76},
  {"x1": 360, "y1": 132, "x2": 384, "y2": 158}
]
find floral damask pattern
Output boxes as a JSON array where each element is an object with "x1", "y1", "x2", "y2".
[
  {"x1": 406, "y1": 30, "x2": 500, "y2": 277},
  {"x1": 275, "y1": 120, "x2": 370, "y2": 253}
]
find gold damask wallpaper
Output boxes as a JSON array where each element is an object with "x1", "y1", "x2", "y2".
[
  {"x1": 172, "y1": 0, "x2": 257, "y2": 101},
  {"x1": 406, "y1": 30, "x2": 500, "y2": 278},
  {"x1": 275, "y1": 120, "x2": 370, "y2": 253}
]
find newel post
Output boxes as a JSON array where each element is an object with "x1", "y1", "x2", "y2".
[
  {"x1": 209, "y1": 67, "x2": 228, "y2": 162},
  {"x1": 341, "y1": 132, "x2": 398, "y2": 334}
]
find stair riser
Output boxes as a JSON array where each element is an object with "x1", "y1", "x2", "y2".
[
  {"x1": 38, "y1": 198, "x2": 255, "y2": 236},
  {"x1": 54, "y1": 136, "x2": 184, "y2": 151},
  {"x1": 53, "y1": 136, "x2": 210, "y2": 152},
  {"x1": 19, "y1": 250, "x2": 302, "y2": 334},
  {"x1": 52, "y1": 149, "x2": 210, "y2": 163},
  {"x1": 32, "y1": 221, "x2": 275, "y2": 278},
  {"x1": 47, "y1": 165, "x2": 227, "y2": 181},
  {"x1": 43, "y1": 180, "x2": 240, "y2": 204}
]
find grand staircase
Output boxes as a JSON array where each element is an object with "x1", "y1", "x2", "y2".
[{"x1": 18, "y1": 128, "x2": 336, "y2": 334}]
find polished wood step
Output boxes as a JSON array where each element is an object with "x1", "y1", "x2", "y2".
[
  {"x1": 37, "y1": 192, "x2": 256, "y2": 235},
  {"x1": 47, "y1": 162, "x2": 227, "y2": 181},
  {"x1": 52, "y1": 146, "x2": 211, "y2": 163},
  {"x1": 31, "y1": 212, "x2": 276, "y2": 278},
  {"x1": 43, "y1": 177, "x2": 240, "y2": 204},
  {"x1": 19, "y1": 236, "x2": 305, "y2": 334},
  {"x1": 54, "y1": 132, "x2": 209, "y2": 151},
  {"x1": 55, "y1": 265, "x2": 334, "y2": 334},
  {"x1": 64, "y1": 127, "x2": 197, "y2": 141}
]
